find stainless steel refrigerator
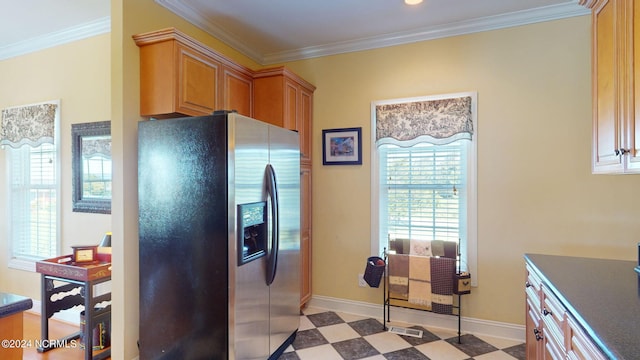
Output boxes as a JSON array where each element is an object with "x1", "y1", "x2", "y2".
[{"x1": 138, "y1": 111, "x2": 300, "y2": 359}]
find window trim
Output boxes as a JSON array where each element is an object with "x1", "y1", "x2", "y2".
[
  {"x1": 6, "y1": 100, "x2": 61, "y2": 270},
  {"x1": 370, "y1": 92, "x2": 477, "y2": 286}
]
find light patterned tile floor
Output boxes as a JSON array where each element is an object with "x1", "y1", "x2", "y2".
[{"x1": 278, "y1": 308, "x2": 525, "y2": 360}]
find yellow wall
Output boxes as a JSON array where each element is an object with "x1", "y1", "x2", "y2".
[
  {"x1": 285, "y1": 14, "x2": 640, "y2": 326},
  {"x1": 0, "y1": 34, "x2": 111, "y2": 298},
  {"x1": 112, "y1": 0, "x2": 262, "y2": 358},
  {"x1": 4, "y1": 3, "x2": 640, "y2": 358}
]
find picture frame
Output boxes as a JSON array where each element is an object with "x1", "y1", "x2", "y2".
[{"x1": 322, "y1": 127, "x2": 362, "y2": 165}]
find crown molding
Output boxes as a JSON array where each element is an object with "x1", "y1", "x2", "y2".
[
  {"x1": 155, "y1": 0, "x2": 264, "y2": 63},
  {"x1": 161, "y1": 1, "x2": 590, "y2": 65},
  {"x1": 263, "y1": 3, "x2": 591, "y2": 64},
  {"x1": 0, "y1": 16, "x2": 111, "y2": 61}
]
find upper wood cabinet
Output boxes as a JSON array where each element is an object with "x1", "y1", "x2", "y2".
[
  {"x1": 223, "y1": 66, "x2": 253, "y2": 117},
  {"x1": 582, "y1": 0, "x2": 640, "y2": 173},
  {"x1": 253, "y1": 67, "x2": 316, "y2": 163},
  {"x1": 133, "y1": 28, "x2": 253, "y2": 118}
]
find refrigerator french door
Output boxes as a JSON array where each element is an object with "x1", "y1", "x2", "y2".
[{"x1": 138, "y1": 112, "x2": 300, "y2": 360}]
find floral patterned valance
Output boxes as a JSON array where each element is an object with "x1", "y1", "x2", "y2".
[
  {"x1": 375, "y1": 95, "x2": 473, "y2": 146},
  {"x1": 1, "y1": 102, "x2": 58, "y2": 148}
]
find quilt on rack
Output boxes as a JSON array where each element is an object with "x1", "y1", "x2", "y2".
[
  {"x1": 391, "y1": 239, "x2": 457, "y2": 259},
  {"x1": 387, "y1": 252, "x2": 456, "y2": 315}
]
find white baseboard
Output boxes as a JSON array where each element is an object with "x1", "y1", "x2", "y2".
[{"x1": 308, "y1": 295, "x2": 525, "y2": 342}]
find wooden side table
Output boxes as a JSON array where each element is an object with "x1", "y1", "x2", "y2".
[{"x1": 36, "y1": 255, "x2": 111, "y2": 360}]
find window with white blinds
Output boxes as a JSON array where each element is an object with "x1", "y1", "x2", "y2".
[
  {"x1": 379, "y1": 142, "x2": 467, "y2": 244},
  {"x1": 372, "y1": 92, "x2": 477, "y2": 283},
  {"x1": 8, "y1": 142, "x2": 59, "y2": 261}
]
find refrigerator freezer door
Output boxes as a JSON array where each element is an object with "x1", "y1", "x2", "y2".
[{"x1": 138, "y1": 116, "x2": 230, "y2": 359}]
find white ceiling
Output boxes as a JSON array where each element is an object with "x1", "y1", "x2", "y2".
[{"x1": 0, "y1": 0, "x2": 589, "y2": 64}]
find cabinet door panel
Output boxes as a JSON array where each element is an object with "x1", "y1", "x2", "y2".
[
  {"x1": 300, "y1": 166, "x2": 312, "y2": 306},
  {"x1": 253, "y1": 76, "x2": 285, "y2": 127},
  {"x1": 593, "y1": 0, "x2": 623, "y2": 172},
  {"x1": 223, "y1": 68, "x2": 252, "y2": 116},
  {"x1": 300, "y1": 88, "x2": 313, "y2": 162},
  {"x1": 284, "y1": 79, "x2": 298, "y2": 131},
  {"x1": 178, "y1": 45, "x2": 218, "y2": 115},
  {"x1": 628, "y1": 0, "x2": 640, "y2": 171}
]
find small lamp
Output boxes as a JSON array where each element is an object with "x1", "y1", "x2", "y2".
[{"x1": 99, "y1": 232, "x2": 112, "y2": 247}]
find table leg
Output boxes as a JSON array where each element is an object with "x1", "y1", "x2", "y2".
[
  {"x1": 38, "y1": 274, "x2": 49, "y2": 353},
  {"x1": 84, "y1": 281, "x2": 93, "y2": 360}
]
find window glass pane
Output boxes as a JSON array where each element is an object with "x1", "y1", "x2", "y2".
[
  {"x1": 380, "y1": 142, "x2": 467, "y2": 248},
  {"x1": 83, "y1": 155, "x2": 112, "y2": 199}
]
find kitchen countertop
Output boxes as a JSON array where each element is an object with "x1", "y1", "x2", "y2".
[
  {"x1": 525, "y1": 254, "x2": 639, "y2": 360},
  {"x1": 0, "y1": 292, "x2": 32, "y2": 318}
]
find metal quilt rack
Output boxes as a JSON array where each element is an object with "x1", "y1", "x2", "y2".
[{"x1": 381, "y1": 242, "x2": 466, "y2": 344}]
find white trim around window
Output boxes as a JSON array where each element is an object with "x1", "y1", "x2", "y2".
[{"x1": 370, "y1": 92, "x2": 478, "y2": 286}]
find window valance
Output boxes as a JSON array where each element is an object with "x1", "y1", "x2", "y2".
[
  {"x1": 1, "y1": 102, "x2": 58, "y2": 148},
  {"x1": 82, "y1": 138, "x2": 112, "y2": 158},
  {"x1": 375, "y1": 95, "x2": 473, "y2": 146}
]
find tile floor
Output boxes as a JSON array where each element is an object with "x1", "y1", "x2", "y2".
[{"x1": 280, "y1": 308, "x2": 525, "y2": 360}]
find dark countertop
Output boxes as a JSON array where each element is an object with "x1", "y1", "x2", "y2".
[
  {"x1": 0, "y1": 292, "x2": 32, "y2": 319},
  {"x1": 525, "y1": 254, "x2": 639, "y2": 360}
]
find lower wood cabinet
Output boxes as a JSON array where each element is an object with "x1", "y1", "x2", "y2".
[
  {"x1": 525, "y1": 264, "x2": 544, "y2": 358},
  {"x1": 525, "y1": 264, "x2": 607, "y2": 360}
]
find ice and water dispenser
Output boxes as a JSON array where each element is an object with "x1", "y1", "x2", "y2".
[{"x1": 237, "y1": 202, "x2": 267, "y2": 265}]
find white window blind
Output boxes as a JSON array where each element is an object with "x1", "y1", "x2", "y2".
[
  {"x1": 380, "y1": 142, "x2": 467, "y2": 245},
  {"x1": 8, "y1": 143, "x2": 58, "y2": 260}
]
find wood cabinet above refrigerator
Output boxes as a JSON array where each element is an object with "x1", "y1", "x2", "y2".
[
  {"x1": 253, "y1": 67, "x2": 315, "y2": 164},
  {"x1": 133, "y1": 28, "x2": 253, "y2": 119}
]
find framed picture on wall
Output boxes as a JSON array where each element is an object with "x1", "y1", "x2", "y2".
[{"x1": 322, "y1": 127, "x2": 362, "y2": 165}]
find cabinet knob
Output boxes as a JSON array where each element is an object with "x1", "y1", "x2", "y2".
[
  {"x1": 525, "y1": 281, "x2": 532, "y2": 288},
  {"x1": 615, "y1": 148, "x2": 629, "y2": 156},
  {"x1": 533, "y1": 328, "x2": 543, "y2": 341},
  {"x1": 542, "y1": 307, "x2": 552, "y2": 316}
]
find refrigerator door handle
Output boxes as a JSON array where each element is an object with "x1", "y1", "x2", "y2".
[{"x1": 265, "y1": 164, "x2": 279, "y2": 285}]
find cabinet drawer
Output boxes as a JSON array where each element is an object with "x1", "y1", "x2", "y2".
[
  {"x1": 567, "y1": 316, "x2": 607, "y2": 360},
  {"x1": 541, "y1": 286, "x2": 566, "y2": 353},
  {"x1": 543, "y1": 328, "x2": 565, "y2": 360},
  {"x1": 545, "y1": 331, "x2": 565, "y2": 360},
  {"x1": 542, "y1": 286, "x2": 566, "y2": 326},
  {"x1": 526, "y1": 264, "x2": 542, "y2": 291},
  {"x1": 525, "y1": 265, "x2": 542, "y2": 306}
]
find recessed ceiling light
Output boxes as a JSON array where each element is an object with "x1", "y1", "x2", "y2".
[{"x1": 405, "y1": 0, "x2": 423, "y2": 5}]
